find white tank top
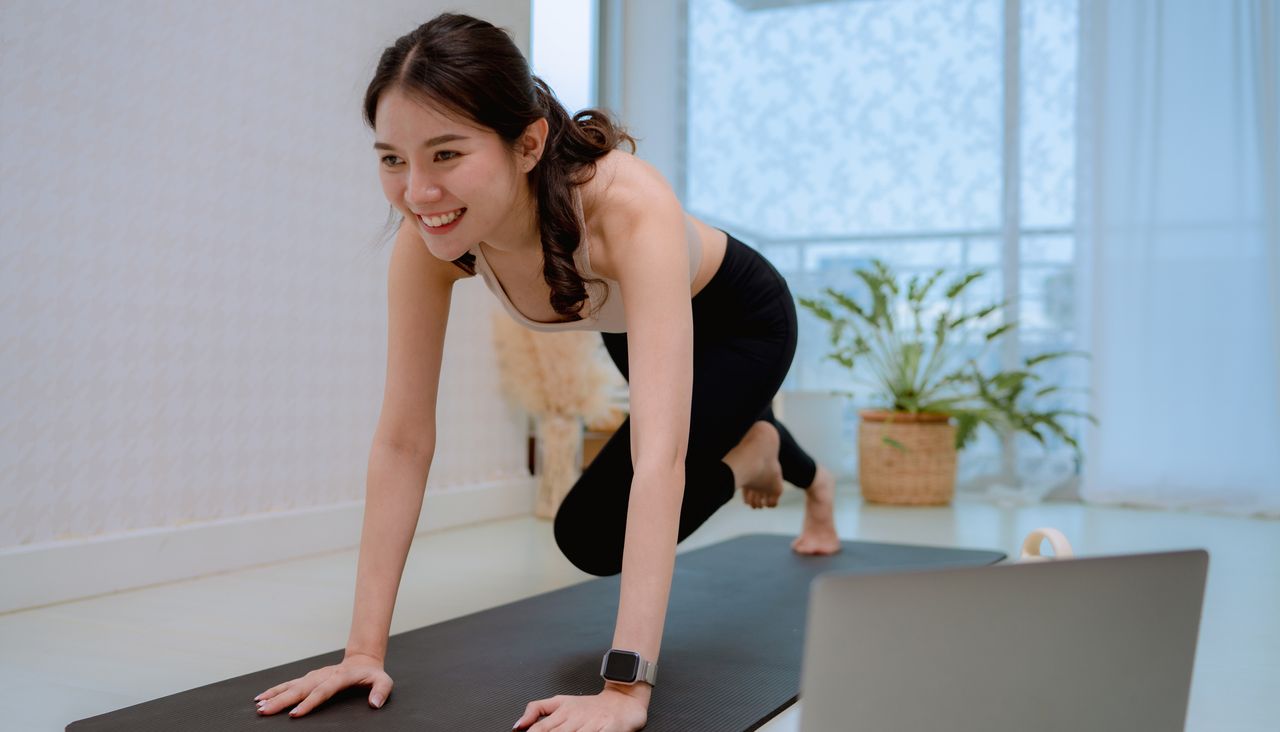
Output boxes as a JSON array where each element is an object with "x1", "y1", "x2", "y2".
[{"x1": 469, "y1": 189, "x2": 703, "y2": 333}]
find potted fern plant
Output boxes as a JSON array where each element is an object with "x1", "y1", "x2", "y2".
[{"x1": 797, "y1": 260, "x2": 1094, "y2": 505}]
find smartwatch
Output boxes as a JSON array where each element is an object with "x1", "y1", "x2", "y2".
[{"x1": 600, "y1": 648, "x2": 658, "y2": 686}]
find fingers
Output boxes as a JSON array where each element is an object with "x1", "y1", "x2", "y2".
[
  {"x1": 287, "y1": 675, "x2": 344, "y2": 718},
  {"x1": 368, "y1": 671, "x2": 393, "y2": 708},
  {"x1": 255, "y1": 684, "x2": 309, "y2": 716},
  {"x1": 254, "y1": 666, "x2": 356, "y2": 718},
  {"x1": 253, "y1": 679, "x2": 294, "y2": 702},
  {"x1": 254, "y1": 665, "x2": 331, "y2": 705},
  {"x1": 527, "y1": 711, "x2": 568, "y2": 732},
  {"x1": 514, "y1": 696, "x2": 562, "y2": 729}
]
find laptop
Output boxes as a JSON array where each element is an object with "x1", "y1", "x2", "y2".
[{"x1": 797, "y1": 550, "x2": 1209, "y2": 732}]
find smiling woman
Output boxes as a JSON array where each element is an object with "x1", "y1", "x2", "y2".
[
  {"x1": 363, "y1": 14, "x2": 634, "y2": 321},
  {"x1": 250, "y1": 11, "x2": 842, "y2": 732}
]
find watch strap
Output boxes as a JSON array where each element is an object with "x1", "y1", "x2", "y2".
[{"x1": 637, "y1": 656, "x2": 658, "y2": 685}]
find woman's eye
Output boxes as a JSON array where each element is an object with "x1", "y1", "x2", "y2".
[{"x1": 380, "y1": 151, "x2": 458, "y2": 167}]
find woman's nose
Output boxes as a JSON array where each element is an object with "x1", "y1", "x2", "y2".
[{"x1": 407, "y1": 173, "x2": 443, "y2": 204}]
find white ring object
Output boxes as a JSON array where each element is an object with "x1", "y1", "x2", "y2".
[{"x1": 1019, "y1": 527, "x2": 1074, "y2": 561}]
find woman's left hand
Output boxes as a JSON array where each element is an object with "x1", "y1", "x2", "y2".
[{"x1": 514, "y1": 684, "x2": 649, "y2": 731}]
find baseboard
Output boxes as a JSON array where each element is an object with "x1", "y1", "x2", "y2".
[{"x1": 0, "y1": 476, "x2": 537, "y2": 615}]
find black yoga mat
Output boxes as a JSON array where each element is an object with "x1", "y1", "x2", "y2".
[{"x1": 67, "y1": 533, "x2": 1005, "y2": 731}]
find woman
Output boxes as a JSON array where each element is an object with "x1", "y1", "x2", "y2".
[{"x1": 252, "y1": 13, "x2": 840, "y2": 731}]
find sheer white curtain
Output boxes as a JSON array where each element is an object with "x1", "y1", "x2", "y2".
[{"x1": 1077, "y1": 0, "x2": 1280, "y2": 516}]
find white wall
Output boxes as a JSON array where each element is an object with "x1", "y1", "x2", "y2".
[{"x1": 0, "y1": 0, "x2": 534, "y2": 612}]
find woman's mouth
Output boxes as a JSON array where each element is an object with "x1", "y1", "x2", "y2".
[{"x1": 418, "y1": 208, "x2": 466, "y2": 234}]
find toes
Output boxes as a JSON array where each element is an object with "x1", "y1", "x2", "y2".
[{"x1": 793, "y1": 534, "x2": 841, "y2": 555}]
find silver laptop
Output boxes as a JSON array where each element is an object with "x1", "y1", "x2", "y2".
[{"x1": 798, "y1": 550, "x2": 1209, "y2": 732}]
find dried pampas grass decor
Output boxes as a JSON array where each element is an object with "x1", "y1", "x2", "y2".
[{"x1": 491, "y1": 313, "x2": 625, "y2": 519}]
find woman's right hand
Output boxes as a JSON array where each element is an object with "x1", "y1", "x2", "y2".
[{"x1": 253, "y1": 652, "x2": 394, "y2": 718}]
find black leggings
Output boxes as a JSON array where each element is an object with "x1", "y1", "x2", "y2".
[{"x1": 553, "y1": 231, "x2": 818, "y2": 577}]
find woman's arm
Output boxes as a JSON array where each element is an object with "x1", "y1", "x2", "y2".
[
  {"x1": 255, "y1": 219, "x2": 464, "y2": 720},
  {"x1": 598, "y1": 165, "x2": 696, "y2": 701},
  {"x1": 346, "y1": 219, "x2": 463, "y2": 661}
]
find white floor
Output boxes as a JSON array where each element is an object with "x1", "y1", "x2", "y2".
[{"x1": 5, "y1": 483, "x2": 1278, "y2": 731}]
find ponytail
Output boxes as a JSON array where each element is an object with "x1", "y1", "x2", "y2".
[{"x1": 527, "y1": 77, "x2": 636, "y2": 318}]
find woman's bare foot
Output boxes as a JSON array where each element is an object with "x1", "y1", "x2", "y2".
[
  {"x1": 723, "y1": 421, "x2": 784, "y2": 509},
  {"x1": 792, "y1": 464, "x2": 841, "y2": 555}
]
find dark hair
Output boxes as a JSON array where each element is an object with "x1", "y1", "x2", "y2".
[{"x1": 363, "y1": 12, "x2": 637, "y2": 320}]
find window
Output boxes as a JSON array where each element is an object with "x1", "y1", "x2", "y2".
[
  {"x1": 686, "y1": 0, "x2": 1082, "y2": 486},
  {"x1": 531, "y1": 0, "x2": 599, "y2": 114}
]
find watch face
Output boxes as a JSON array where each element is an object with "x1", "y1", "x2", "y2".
[{"x1": 602, "y1": 650, "x2": 640, "y2": 682}]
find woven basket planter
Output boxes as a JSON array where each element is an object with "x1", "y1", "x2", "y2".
[{"x1": 857, "y1": 410, "x2": 957, "y2": 505}]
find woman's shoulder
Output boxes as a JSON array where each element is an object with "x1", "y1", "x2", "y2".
[
  {"x1": 579, "y1": 150, "x2": 683, "y2": 277},
  {"x1": 584, "y1": 149, "x2": 674, "y2": 208}
]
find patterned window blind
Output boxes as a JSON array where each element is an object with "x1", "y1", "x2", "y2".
[{"x1": 686, "y1": 0, "x2": 1082, "y2": 490}]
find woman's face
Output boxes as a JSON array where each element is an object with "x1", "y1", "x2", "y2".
[{"x1": 374, "y1": 90, "x2": 528, "y2": 261}]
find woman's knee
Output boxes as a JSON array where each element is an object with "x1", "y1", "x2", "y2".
[{"x1": 552, "y1": 497, "x2": 624, "y2": 577}]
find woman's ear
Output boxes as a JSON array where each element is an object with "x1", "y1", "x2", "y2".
[{"x1": 519, "y1": 117, "x2": 550, "y2": 171}]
